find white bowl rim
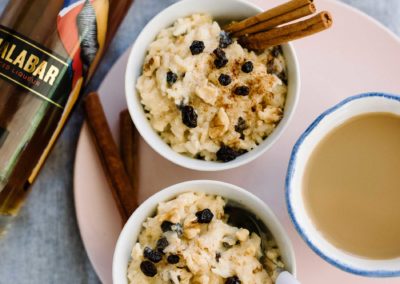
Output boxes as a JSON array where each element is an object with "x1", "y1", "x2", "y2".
[
  {"x1": 285, "y1": 92, "x2": 400, "y2": 277},
  {"x1": 113, "y1": 179, "x2": 296, "y2": 282},
  {"x1": 124, "y1": 0, "x2": 300, "y2": 171}
]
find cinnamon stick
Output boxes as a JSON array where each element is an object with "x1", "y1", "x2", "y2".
[
  {"x1": 225, "y1": 0, "x2": 313, "y2": 33},
  {"x1": 84, "y1": 92, "x2": 137, "y2": 223},
  {"x1": 239, "y1": 11, "x2": 333, "y2": 50},
  {"x1": 119, "y1": 109, "x2": 139, "y2": 195},
  {"x1": 232, "y1": 3, "x2": 316, "y2": 37}
]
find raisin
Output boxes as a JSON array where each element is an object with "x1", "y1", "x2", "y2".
[
  {"x1": 237, "y1": 36, "x2": 248, "y2": 48},
  {"x1": 180, "y1": 105, "x2": 198, "y2": 128},
  {"x1": 143, "y1": 247, "x2": 163, "y2": 263},
  {"x1": 218, "y1": 74, "x2": 232, "y2": 86},
  {"x1": 225, "y1": 276, "x2": 241, "y2": 284},
  {"x1": 219, "y1": 31, "x2": 233, "y2": 48},
  {"x1": 235, "y1": 117, "x2": 247, "y2": 139},
  {"x1": 167, "y1": 254, "x2": 180, "y2": 264},
  {"x1": 241, "y1": 61, "x2": 253, "y2": 73},
  {"x1": 213, "y1": 48, "x2": 228, "y2": 69},
  {"x1": 216, "y1": 145, "x2": 240, "y2": 162},
  {"x1": 171, "y1": 223, "x2": 183, "y2": 237},
  {"x1": 195, "y1": 208, "x2": 214, "y2": 223},
  {"x1": 214, "y1": 58, "x2": 229, "y2": 69},
  {"x1": 161, "y1": 221, "x2": 183, "y2": 236},
  {"x1": 161, "y1": 221, "x2": 174, "y2": 232},
  {"x1": 156, "y1": 237, "x2": 169, "y2": 253},
  {"x1": 140, "y1": 261, "x2": 157, "y2": 277},
  {"x1": 166, "y1": 71, "x2": 178, "y2": 85},
  {"x1": 216, "y1": 252, "x2": 221, "y2": 262},
  {"x1": 190, "y1": 40, "x2": 205, "y2": 55},
  {"x1": 233, "y1": 86, "x2": 250, "y2": 96},
  {"x1": 271, "y1": 45, "x2": 282, "y2": 57},
  {"x1": 213, "y1": 47, "x2": 226, "y2": 59}
]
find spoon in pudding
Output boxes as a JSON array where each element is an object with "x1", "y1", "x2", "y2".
[{"x1": 225, "y1": 204, "x2": 300, "y2": 284}]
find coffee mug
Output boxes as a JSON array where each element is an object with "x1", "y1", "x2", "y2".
[{"x1": 286, "y1": 93, "x2": 400, "y2": 277}]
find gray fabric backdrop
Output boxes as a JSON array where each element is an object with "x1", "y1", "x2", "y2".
[{"x1": 0, "y1": 0, "x2": 399, "y2": 283}]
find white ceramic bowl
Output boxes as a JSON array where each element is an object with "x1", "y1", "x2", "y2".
[
  {"x1": 125, "y1": 0, "x2": 300, "y2": 171},
  {"x1": 286, "y1": 93, "x2": 400, "y2": 277},
  {"x1": 113, "y1": 180, "x2": 296, "y2": 283}
]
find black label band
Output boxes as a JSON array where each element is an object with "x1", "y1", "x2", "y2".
[{"x1": 0, "y1": 26, "x2": 71, "y2": 109}]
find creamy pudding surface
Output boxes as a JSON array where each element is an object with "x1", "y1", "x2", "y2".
[
  {"x1": 127, "y1": 192, "x2": 284, "y2": 283},
  {"x1": 136, "y1": 14, "x2": 287, "y2": 162}
]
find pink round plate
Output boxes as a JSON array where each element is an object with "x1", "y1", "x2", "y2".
[{"x1": 74, "y1": 0, "x2": 400, "y2": 283}]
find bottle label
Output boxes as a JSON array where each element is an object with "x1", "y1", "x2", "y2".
[
  {"x1": 28, "y1": 0, "x2": 109, "y2": 183},
  {"x1": 0, "y1": 26, "x2": 70, "y2": 109}
]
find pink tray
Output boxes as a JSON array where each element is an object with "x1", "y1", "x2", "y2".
[{"x1": 74, "y1": 0, "x2": 400, "y2": 283}]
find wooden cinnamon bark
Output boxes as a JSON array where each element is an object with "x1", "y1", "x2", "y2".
[
  {"x1": 233, "y1": 4, "x2": 316, "y2": 37},
  {"x1": 225, "y1": 0, "x2": 313, "y2": 33},
  {"x1": 239, "y1": 12, "x2": 333, "y2": 50},
  {"x1": 84, "y1": 93, "x2": 137, "y2": 223},
  {"x1": 119, "y1": 109, "x2": 140, "y2": 197}
]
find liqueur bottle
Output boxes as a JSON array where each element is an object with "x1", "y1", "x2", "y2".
[{"x1": 0, "y1": 0, "x2": 132, "y2": 229}]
